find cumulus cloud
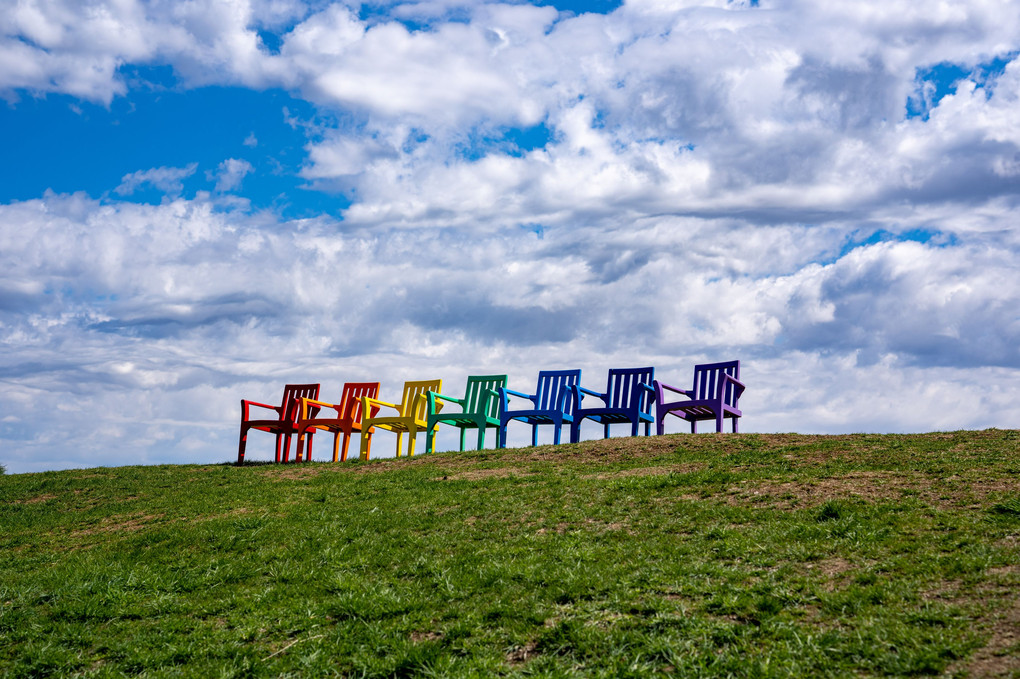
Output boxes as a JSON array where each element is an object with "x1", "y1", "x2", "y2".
[
  {"x1": 210, "y1": 158, "x2": 254, "y2": 192},
  {"x1": 1, "y1": 188, "x2": 1018, "y2": 472}
]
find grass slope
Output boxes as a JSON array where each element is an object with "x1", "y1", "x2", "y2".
[{"x1": 2, "y1": 431, "x2": 1019, "y2": 678}]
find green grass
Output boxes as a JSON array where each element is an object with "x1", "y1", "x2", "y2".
[{"x1": 2, "y1": 430, "x2": 1018, "y2": 677}]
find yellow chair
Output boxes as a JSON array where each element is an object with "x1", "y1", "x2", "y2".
[{"x1": 360, "y1": 379, "x2": 442, "y2": 460}]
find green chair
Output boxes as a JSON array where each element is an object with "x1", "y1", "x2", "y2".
[{"x1": 424, "y1": 375, "x2": 508, "y2": 455}]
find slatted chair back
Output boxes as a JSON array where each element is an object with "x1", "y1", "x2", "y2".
[
  {"x1": 464, "y1": 375, "x2": 509, "y2": 419},
  {"x1": 606, "y1": 367, "x2": 655, "y2": 410},
  {"x1": 283, "y1": 384, "x2": 320, "y2": 422},
  {"x1": 401, "y1": 379, "x2": 443, "y2": 421},
  {"x1": 338, "y1": 382, "x2": 380, "y2": 424},
  {"x1": 691, "y1": 361, "x2": 741, "y2": 406},
  {"x1": 535, "y1": 369, "x2": 581, "y2": 413}
]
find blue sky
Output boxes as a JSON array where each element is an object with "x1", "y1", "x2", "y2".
[{"x1": 1, "y1": 0, "x2": 1019, "y2": 473}]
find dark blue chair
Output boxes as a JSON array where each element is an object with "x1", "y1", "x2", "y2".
[{"x1": 570, "y1": 367, "x2": 655, "y2": 443}]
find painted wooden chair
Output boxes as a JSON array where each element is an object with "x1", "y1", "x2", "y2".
[
  {"x1": 653, "y1": 361, "x2": 744, "y2": 434},
  {"x1": 497, "y1": 369, "x2": 581, "y2": 448},
  {"x1": 570, "y1": 367, "x2": 655, "y2": 443},
  {"x1": 424, "y1": 374, "x2": 508, "y2": 455},
  {"x1": 237, "y1": 383, "x2": 320, "y2": 464},
  {"x1": 359, "y1": 379, "x2": 442, "y2": 460},
  {"x1": 294, "y1": 382, "x2": 381, "y2": 462}
]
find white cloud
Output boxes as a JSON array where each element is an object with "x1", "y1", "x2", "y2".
[
  {"x1": 116, "y1": 163, "x2": 199, "y2": 197},
  {"x1": 211, "y1": 158, "x2": 254, "y2": 192},
  {"x1": 1, "y1": 189, "x2": 1018, "y2": 472}
]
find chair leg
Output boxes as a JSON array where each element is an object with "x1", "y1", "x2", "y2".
[
  {"x1": 332, "y1": 431, "x2": 341, "y2": 463},
  {"x1": 498, "y1": 419, "x2": 507, "y2": 449},
  {"x1": 237, "y1": 425, "x2": 249, "y2": 463},
  {"x1": 275, "y1": 434, "x2": 283, "y2": 463},
  {"x1": 644, "y1": 421, "x2": 650, "y2": 437},
  {"x1": 569, "y1": 420, "x2": 580, "y2": 444},
  {"x1": 732, "y1": 417, "x2": 738, "y2": 434},
  {"x1": 395, "y1": 432, "x2": 403, "y2": 457},
  {"x1": 606, "y1": 422, "x2": 612, "y2": 439},
  {"x1": 341, "y1": 432, "x2": 352, "y2": 462},
  {"x1": 305, "y1": 432, "x2": 313, "y2": 462},
  {"x1": 459, "y1": 428, "x2": 466, "y2": 452},
  {"x1": 360, "y1": 430, "x2": 372, "y2": 460},
  {"x1": 425, "y1": 424, "x2": 436, "y2": 455},
  {"x1": 531, "y1": 425, "x2": 538, "y2": 447},
  {"x1": 477, "y1": 425, "x2": 486, "y2": 451},
  {"x1": 716, "y1": 413, "x2": 723, "y2": 433},
  {"x1": 407, "y1": 428, "x2": 417, "y2": 457},
  {"x1": 553, "y1": 419, "x2": 563, "y2": 445},
  {"x1": 656, "y1": 412, "x2": 666, "y2": 436}
]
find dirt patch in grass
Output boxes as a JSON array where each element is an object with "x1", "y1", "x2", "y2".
[
  {"x1": 260, "y1": 464, "x2": 325, "y2": 480},
  {"x1": 954, "y1": 593, "x2": 1020, "y2": 678},
  {"x1": 582, "y1": 462, "x2": 707, "y2": 480},
  {"x1": 71, "y1": 513, "x2": 166, "y2": 536},
  {"x1": 506, "y1": 640, "x2": 539, "y2": 666},
  {"x1": 410, "y1": 631, "x2": 443, "y2": 643},
  {"x1": 16, "y1": 494, "x2": 57, "y2": 504},
  {"x1": 436, "y1": 468, "x2": 534, "y2": 481}
]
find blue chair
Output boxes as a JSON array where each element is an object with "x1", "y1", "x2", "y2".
[
  {"x1": 570, "y1": 367, "x2": 655, "y2": 443},
  {"x1": 497, "y1": 369, "x2": 581, "y2": 448}
]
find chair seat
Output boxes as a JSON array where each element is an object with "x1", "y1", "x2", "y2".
[
  {"x1": 504, "y1": 410, "x2": 575, "y2": 425},
  {"x1": 669, "y1": 402, "x2": 741, "y2": 419},
  {"x1": 430, "y1": 414, "x2": 497, "y2": 427},
  {"x1": 368, "y1": 417, "x2": 426, "y2": 432},
  {"x1": 576, "y1": 408, "x2": 654, "y2": 424}
]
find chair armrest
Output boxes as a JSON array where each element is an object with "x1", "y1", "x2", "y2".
[
  {"x1": 653, "y1": 380, "x2": 692, "y2": 398},
  {"x1": 241, "y1": 399, "x2": 282, "y2": 421},
  {"x1": 721, "y1": 374, "x2": 746, "y2": 398},
  {"x1": 635, "y1": 382, "x2": 657, "y2": 410},
  {"x1": 578, "y1": 386, "x2": 604, "y2": 400},
  {"x1": 362, "y1": 396, "x2": 401, "y2": 416},
  {"x1": 425, "y1": 390, "x2": 455, "y2": 415},
  {"x1": 414, "y1": 392, "x2": 442, "y2": 418},
  {"x1": 298, "y1": 397, "x2": 333, "y2": 420},
  {"x1": 428, "y1": 391, "x2": 464, "y2": 406}
]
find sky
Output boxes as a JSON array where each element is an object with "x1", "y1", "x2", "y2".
[{"x1": 1, "y1": 0, "x2": 1019, "y2": 474}]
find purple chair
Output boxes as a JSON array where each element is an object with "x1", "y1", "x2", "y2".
[
  {"x1": 497, "y1": 369, "x2": 581, "y2": 448},
  {"x1": 653, "y1": 361, "x2": 744, "y2": 434},
  {"x1": 570, "y1": 367, "x2": 655, "y2": 443}
]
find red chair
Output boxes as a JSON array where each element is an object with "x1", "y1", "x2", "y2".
[
  {"x1": 294, "y1": 382, "x2": 381, "y2": 462},
  {"x1": 237, "y1": 384, "x2": 320, "y2": 463}
]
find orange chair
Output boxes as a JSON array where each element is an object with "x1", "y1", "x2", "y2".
[
  {"x1": 237, "y1": 384, "x2": 320, "y2": 463},
  {"x1": 359, "y1": 380, "x2": 442, "y2": 460},
  {"x1": 294, "y1": 382, "x2": 381, "y2": 462}
]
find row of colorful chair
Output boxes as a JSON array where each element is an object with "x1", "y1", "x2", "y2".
[{"x1": 236, "y1": 361, "x2": 744, "y2": 464}]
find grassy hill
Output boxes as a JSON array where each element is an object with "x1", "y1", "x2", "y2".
[{"x1": 2, "y1": 431, "x2": 1019, "y2": 678}]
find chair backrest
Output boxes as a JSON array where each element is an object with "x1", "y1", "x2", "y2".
[
  {"x1": 401, "y1": 379, "x2": 442, "y2": 420},
  {"x1": 691, "y1": 361, "x2": 740, "y2": 405},
  {"x1": 535, "y1": 369, "x2": 581, "y2": 413},
  {"x1": 463, "y1": 374, "x2": 509, "y2": 419},
  {"x1": 338, "y1": 382, "x2": 380, "y2": 424},
  {"x1": 282, "y1": 383, "x2": 320, "y2": 422},
  {"x1": 606, "y1": 367, "x2": 655, "y2": 411}
]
